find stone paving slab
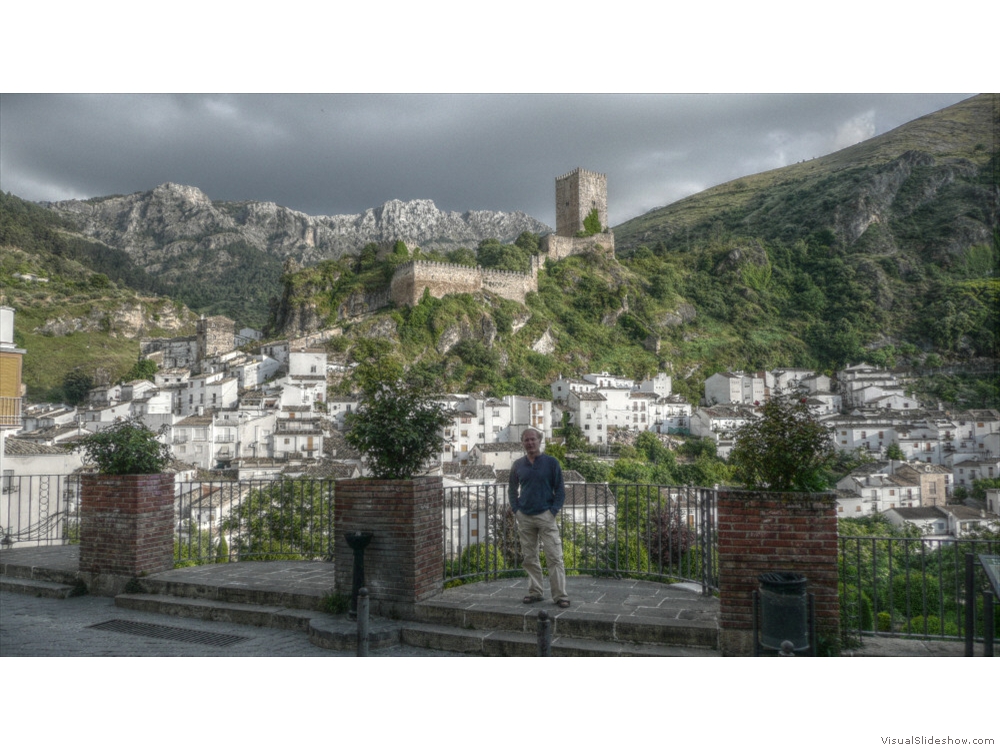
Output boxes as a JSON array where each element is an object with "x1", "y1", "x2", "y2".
[{"x1": 0, "y1": 589, "x2": 463, "y2": 657}]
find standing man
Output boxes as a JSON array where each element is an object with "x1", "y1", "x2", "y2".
[{"x1": 509, "y1": 427, "x2": 570, "y2": 608}]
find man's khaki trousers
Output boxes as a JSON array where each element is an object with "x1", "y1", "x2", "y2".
[{"x1": 516, "y1": 510, "x2": 568, "y2": 603}]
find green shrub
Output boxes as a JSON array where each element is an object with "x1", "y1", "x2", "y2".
[
  {"x1": 321, "y1": 592, "x2": 351, "y2": 615},
  {"x1": 77, "y1": 416, "x2": 172, "y2": 475},
  {"x1": 876, "y1": 611, "x2": 893, "y2": 633},
  {"x1": 458, "y1": 542, "x2": 507, "y2": 573},
  {"x1": 540, "y1": 538, "x2": 581, "y2": 575}
]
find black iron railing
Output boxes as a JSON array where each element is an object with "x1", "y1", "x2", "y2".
[
  {"x1": 174, "y1": 478, "x2": 336, "y2": 566},
  {"x1": 839, "y1": 535, "x2": 1000, "y2": 644},
  {"x1": 443, "y1": 483, "x2": 718, "y2": 593},
  {"x1": 0, "y1": 474, "x2": 81, "y2": 548}
]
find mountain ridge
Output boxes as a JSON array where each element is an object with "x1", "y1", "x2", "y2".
[{"x1": 46, "y1": 185, "x2": 551, "y2": 265}]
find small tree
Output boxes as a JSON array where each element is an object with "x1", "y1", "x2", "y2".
[
  {"x1": 345, "y1": 340, "x2": 450, "y2": 479},
  {"x1": 729, "y1": 395, "x2": 835, "y2": 492},
  {"x1": 885, "y1": 442, "x2": 906, "y2": 460},
  {"x1": 122, "y1": 356, "x2": 157, "y2": 383},
  {"x1": 77, "y1": 416, "x2": 172, "y2": 475},
  {"x1": 62, "y1": 369, "x2": 94, "y2": 405}
]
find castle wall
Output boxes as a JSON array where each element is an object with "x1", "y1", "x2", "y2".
[
  {"x1": 541, "y1": 232, "x2": 615, "y2": 260},
  {"x1": 555, "y1": 168, "x2": 608, "y2": 237},
  {"x1": 481, "y1": 262, "x2": 538, "y2": 304},
  {"x1": 390, "y1": 260, "x2": 539, "y2": 307},
  {"x1": 391, "y1": 261, "x2": 478, "y2": 307}
]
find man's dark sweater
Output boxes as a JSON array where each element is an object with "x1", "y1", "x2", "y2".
[{"x1": 508, "y1": 453, "x2": 565, "y2": 516}]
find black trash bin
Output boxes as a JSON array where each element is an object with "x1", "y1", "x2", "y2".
[{"x1": 757, "y1": 571, "x2": 809, "y2": 652}]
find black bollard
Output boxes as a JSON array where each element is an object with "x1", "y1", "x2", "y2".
[
  {"x1": 344, "y1": 531, "x2": 374, "y2": 620},
  {"x1": 357, "y1": 587, "x2": 370, "y2": 657},
  {"x1": 537, "y1": 610, "x2": 552, "y2": 657}
]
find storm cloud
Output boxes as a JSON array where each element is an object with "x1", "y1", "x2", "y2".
[{"x1": 0, "y1": 93, "x2": 974, "y2": 228}]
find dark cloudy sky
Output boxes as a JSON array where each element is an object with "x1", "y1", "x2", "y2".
[{"x1": 0, "y1": 93, "x2": 976, "y2": 228}]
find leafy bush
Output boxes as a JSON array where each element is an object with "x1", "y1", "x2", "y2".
[
  {"x1": 540, "y1": 537, "x2": 581, "y2": 574},
  {"x1": 906, "y1": 615, "x2": 959, "y2": 637},
  {"x1": 221, "y1": 479, "x2": 333, "y2": 561},
  {"x1": 458, "y1": 543, "x2": 507, "y2": 573},
  {"x1": 345, "y1": 340, "x2": 450, "y2": 479},
  {"x1": 77, "y1": 416, "x2": 172, "y2": 475},
  {"x1": 647, "y1": 506, "x2": 696, "y2": 566},
  {"x1": 729, "y1": 394, "x2": 835, "y2": 492},
  {"x1": 876, "y1": 611, "x2": 893, "y2": 633}
]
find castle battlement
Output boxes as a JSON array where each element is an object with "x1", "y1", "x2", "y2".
[{"x1": 556, "y1": 167, "x2": 606, "y2": 182}]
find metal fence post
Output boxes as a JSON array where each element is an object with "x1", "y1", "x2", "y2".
[
  {"x1": 965, "y1": 553, "x2": 975, "y2": 657},
  {"x1": 357, "y1": 587, "x2": 369, "y2": 657},
  {"x1": 537, "y1": 610, "x2": 552, "y2": 656},
  {"x1": 984, "y1": 592, "x2": 994, "y2": 658}
]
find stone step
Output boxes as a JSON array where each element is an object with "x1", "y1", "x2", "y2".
[
  {"x1": 0, "y1": 563, "x2": 82, "y2": 587},
  {"x1": 115, "y1": 593, "x2": 317, "y2": 632},
  {"x1": 0, "y1": 575, "x2": 79, "y2": 599},
  {"x1": 131, "y1": 577, "x2": 326, "y2": 612},
  {"x1": 411, "y1": 600, "x2": 719, "y2": 649},
  {"x1": 115, "y1": 592, "x2": 404, "y2": 651},
  {"x1": 399, "y1": 622, "x2": 720, "y2": 657}
]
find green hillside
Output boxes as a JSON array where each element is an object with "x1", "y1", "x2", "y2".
[{"x1": 0, "y1": 193, "x2": 197, "y2": 401}]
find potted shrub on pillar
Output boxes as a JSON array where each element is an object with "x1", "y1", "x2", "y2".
[
  {"x1": 336, "y1": 340, "x2": 451, "y2": 616},
  {"x1": 718, "y1": 394, "x2": 840, "y2": 655},
  {"x1": 76, "y1": 416, "x2": 175, "y2": 595}
]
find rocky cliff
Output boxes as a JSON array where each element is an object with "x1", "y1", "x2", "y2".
[{"x1": 47, "y1": 184, "x2": 551, "y2": 266}]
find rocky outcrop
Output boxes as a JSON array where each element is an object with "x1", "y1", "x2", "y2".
[
  {"x1": 46, "y1": 183, "x2": 551, "y2": 268},
  {"x1": 35, "y1": 300, "x2": 194, "y2": 338}
]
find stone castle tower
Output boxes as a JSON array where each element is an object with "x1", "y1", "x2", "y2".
[
  {"x1": 196, "y1": 315, "x2": 235, "y2": 362},
  {"x1": 555, "y1": 168, "x2": 608, "y2": 237}
]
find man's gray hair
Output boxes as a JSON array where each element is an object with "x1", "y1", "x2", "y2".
[{"x1": 521, "y1": 427, "x2": 543, "y2": 440}]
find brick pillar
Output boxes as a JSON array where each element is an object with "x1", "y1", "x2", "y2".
[
  {"x1": 335, "y1": 476, "x2": 443, "y2": 618},
  {"x1": 717, "y1": 490, "x2": 839, "y2": 656},
  {"x1": 79, "y1": 473, "x2": 175, "y2": 596}
]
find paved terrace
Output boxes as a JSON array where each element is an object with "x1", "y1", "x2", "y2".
[{"x1": 0, "y1": 545, "x2": 968, "y2": 656}]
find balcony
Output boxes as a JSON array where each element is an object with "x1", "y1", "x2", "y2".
[{"x1": 0, "y1": 397, "x2": 22, "y2": 428}]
